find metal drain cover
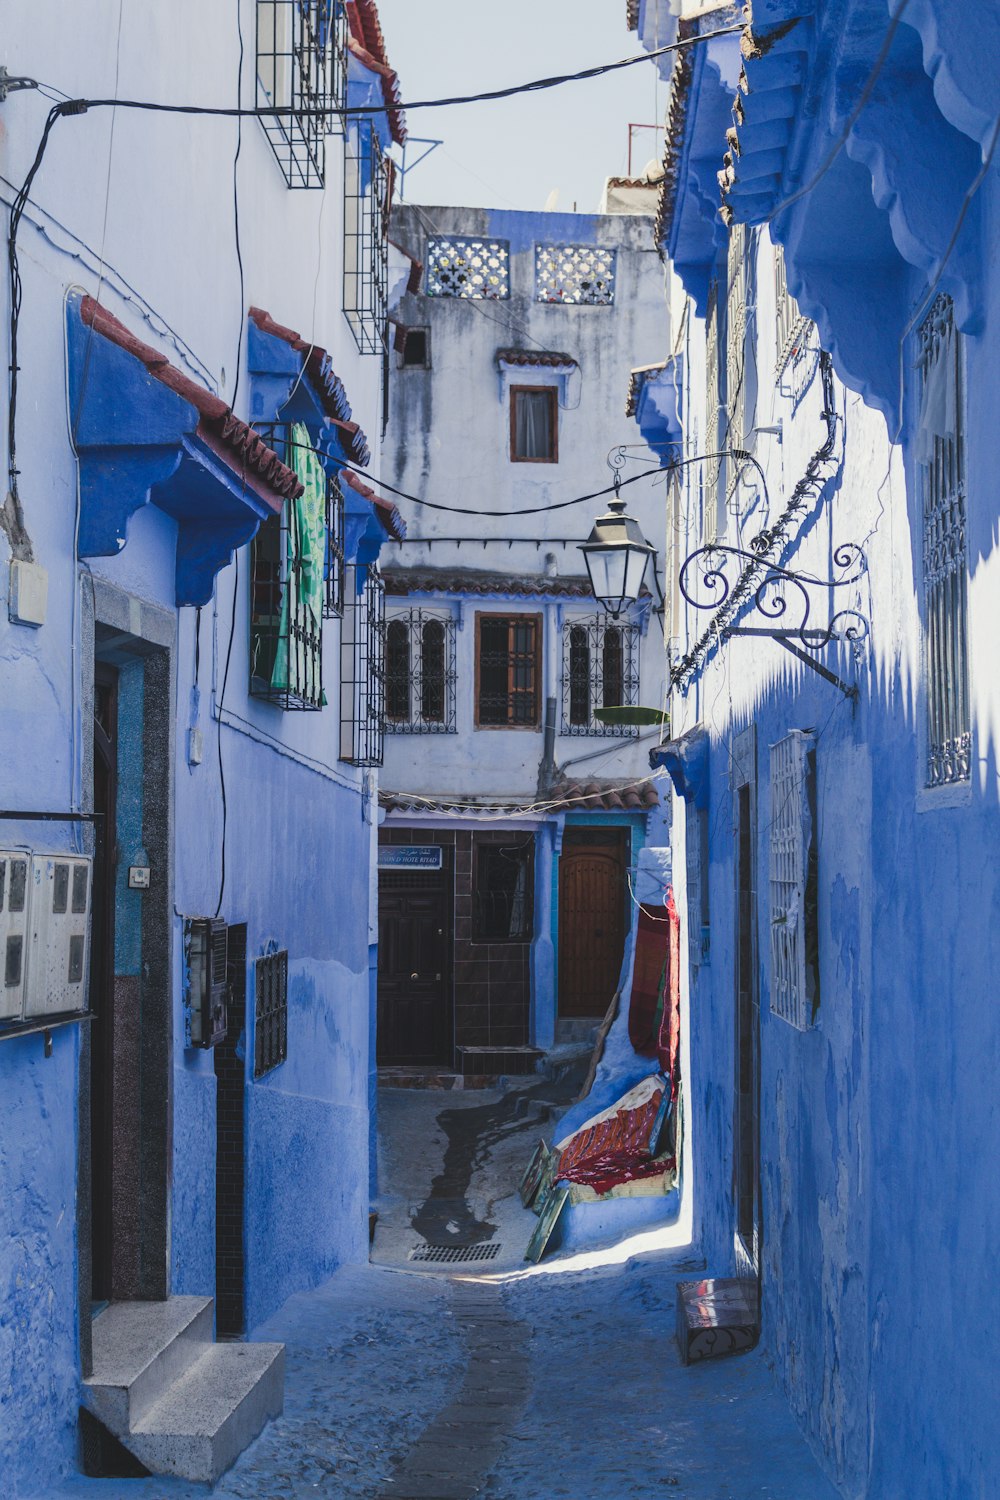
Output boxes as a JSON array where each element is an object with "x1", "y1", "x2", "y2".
[{"x1": 409, "y1": 1242, "x2": 502, "y2": 1263}]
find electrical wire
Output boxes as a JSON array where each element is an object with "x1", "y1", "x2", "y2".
[{"x1": 381, "y1": 768, "x2": 669, "y2": 822}]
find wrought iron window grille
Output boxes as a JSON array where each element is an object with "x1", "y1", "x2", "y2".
[
  {"x1": 426, "y1": 237, "x2": 510, "y2": 300},
  {"x1": 561, "y1": 615, "x2": 639, "y2": 736},
  {"x1": 344, "y1": 121, "x2": 392, "y2": 354},
  {"x1": 535, "y1": 244, "x2": 616, "y2": 305},
  {"x1": 385, "y1": 610, "x2": 457, "y2": 733},
  {"x1": 324, "y1": 468, "x2": 346, "y2": 618},
  {"x1": 678, "y1": 541, "x2": 870, "y2": 700},
  {"x1": 774, "y1": 244, "x2": 813, "y2": 382},
  {"x1": 256, "y1": 1, "x2": 346, "y2": 189},
  {"x1": 254, "y1": 949, "x2": 288, "y2": 1077},
  {"x1": 475, "y1": 614, "x2": 540, "y2": 727},
  {"x1": 249, "y1": 426, "x2": 324, "y2": 711},
  {"x1": 340, "y1": 563, "x2": 386, "y2": 765},
  {"x1": 918, "y1": 293, "x2": 969, "y2": 788}
]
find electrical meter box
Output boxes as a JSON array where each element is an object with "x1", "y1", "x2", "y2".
[
  {"x1": 0, "y1": 851, "x2": 92, "y2": 1025},
  {"x1": 186, "y1": 917, "x2": 229, "y2": 1048},
  {"x1": 0, "y1": 852, "x2": 31, "y2": 1022}
]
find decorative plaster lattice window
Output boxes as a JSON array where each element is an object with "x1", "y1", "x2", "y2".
[
  {"x1": 254, "y1": 950, "x2": 288, "y2": 1077},
  {"x1": 385, "y1": 611, "x2": 457, "y2": 733},
  {"x1": 769, "y1": 730, "x2": 819, "y2": 1029},
  {"x1": 561, "y1": 616, "x2": 639, "y2": 736},
  {"x1": 256, "y1": 0, "x2": 346, "y2": 189},
  {"x1": 426, "y1": 237, "x2": 510, "y2": 300},
  {"x1": 340, "y1": 565, "x2": 385, "y2": 765},
  {"x1": 535, "y1": 244, "x2": 616, "y2": 305},
  {"x1": 918, "y1": 294, "x2": 969, "y2": 789}
]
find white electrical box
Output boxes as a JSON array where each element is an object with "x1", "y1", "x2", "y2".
[
  {"x1": 0, "y1": 851, "x2": 92, "y2": 1024},
  {"x1": 8, "y1": 560, "x2": 48, "y2": 627},
  {"x1": 0, "y1": 852, "x2": 31, "y2": 1022}
]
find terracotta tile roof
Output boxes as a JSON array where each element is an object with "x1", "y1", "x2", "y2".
[
  {"x1": 654, "y1": 17, "x2": 699, "y2": 256},
  {"x1": 341, "y1": 468, "x2": 407, "y2": 541},
  {"x1": 347, "y1": 0, "x2": 407, "y2": 146},
  {"x1": 549, "y1": 777, "x2": 661, "y2": 812},
  {"x1": 79, "y1": 297, "x2": 300, "y2": 509},
  {"x1": 626, "y1": 361, "x2": 667, "y2": 418},
  {"x1": 496, "y1": 348, "x2": 577, "y2": 369},
  {"x1": 247, "y1": 307, "x2": 371, "y2": 467},
  {"x1": 382, "y1": 566, "x2": 594, "y2": 599}
]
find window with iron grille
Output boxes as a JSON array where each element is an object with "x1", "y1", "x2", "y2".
[
  {"x1": 324, "y1": 469, "x2": 345, "y2": 617},
  {"x1": 773, "y1": 243, "x2": 812, "y2": 380},
  {"x1": 248, "y1": 494, "x2": 324, "y2": 712},
  {"x1": 254, "y1": 949, "x2": 288, "y2": 1077},
  {"x1": 340, "y1": 564, "x2": 385, "y2": 764},
  {"x1": 344, "y1": 122, "x2": 392, "y2": 354},
  {"x1": 704, "y1": 278, "x2": 724, "y2": 540},
  {"x1": 535, "y1": 244, "x2": 616, "y2": 305},
  {"x1": 561, "y1": 616, "x2": 639, "y2": 735},
  {"x1": 918, "y1": 294, "x2": 969, "y2": 788},
  {"x1": 769, "y1": 731, "x2": 818, "y2": 1029},
  {"x1": 475, "y1": 614, "x2": 540, "y2": 727},
  {"x1": 426, "y1": 237, "x2": 510, "y2": 300},
  {"x1": 473, "y1": 840, "x2": 533, "y2": 942},
  {"x1": 385, "y1": 611, "x2": 457, "y2": 733},
  {"x1": 685, "y1": 802, "x2": 710, "y2": 967},
  {"x1": 726, "y1": 224, "x2": 749, "y2": 458},
  {"x1": 256, "y1": 1, "x2": 346, "y2": 189}
]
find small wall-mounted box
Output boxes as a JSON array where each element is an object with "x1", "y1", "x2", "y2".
[
  {"x1": 0, "y1": 851, "x2": 91, "y2": 1023},
  {"x1": 128, "y1": 865, "x2": 151, "y2": 890},
  {"x1": 8, "y1": 560, "x2": 48, "y2": 628}
]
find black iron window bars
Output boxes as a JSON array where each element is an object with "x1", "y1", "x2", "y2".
[
  {"x1": 562, "y1": 615, "x2": 639, "y2": 736},
  {"x1": 385, "y1": 611, "x2": 457, "y2": 733},
  {"x1": 344, "y1": 121, "x2": 392, "y2": 354},
  {"x1": 340, "y1": 564, "x2": 386, "y2": 765},
  {"x1": 256, "y1": 0, "x2": 347, "y2": 189},
  {"x1": 249, "y1": 424, "x2": 344, "y2": 710},
  {"x1": 254, "y1": 949, "x2": 288, "y2": 1077}
]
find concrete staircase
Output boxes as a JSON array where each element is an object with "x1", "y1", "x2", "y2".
[{"x1": 83, "y1": 1296, "x2": 284, "y2": 1483}]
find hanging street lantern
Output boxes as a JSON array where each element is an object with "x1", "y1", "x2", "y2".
[{"x1": 580, "y1": 491, "x2": 655, "y2": 618}]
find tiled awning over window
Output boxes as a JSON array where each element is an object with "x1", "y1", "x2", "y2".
[{"x1": 68, "y1": 292, "x2": 301, "y2": 608}]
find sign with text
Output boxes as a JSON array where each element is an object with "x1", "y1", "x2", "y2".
[{"x1": 377, "y1": 846, "x2": 444, "y2": 871}]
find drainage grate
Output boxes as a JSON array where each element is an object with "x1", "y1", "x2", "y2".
[{"x1": 409, "y1": 1242, "x2": 503, "y2": 1263}]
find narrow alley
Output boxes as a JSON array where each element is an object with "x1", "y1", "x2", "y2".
[{"x1": 50, "y1": 1071, "x2": 838, "y2": 1500}]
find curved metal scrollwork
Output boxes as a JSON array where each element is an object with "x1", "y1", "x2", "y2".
[{"x1": 678, "y1": 541, "x2": 868, "y2": 653}]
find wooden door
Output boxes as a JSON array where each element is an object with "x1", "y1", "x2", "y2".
[
  {"x1": 558, "y1": 830, "x2": 628, "y2": 1018},
  {"x1": 377, "y1": 877, "x2": 451, "y2": 1065}
]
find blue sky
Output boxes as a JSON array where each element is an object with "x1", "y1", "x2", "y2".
[{"x1": 375, "y1": 0, "x2": 665, "y2": 212}]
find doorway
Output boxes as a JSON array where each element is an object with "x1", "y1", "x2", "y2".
[
  {"x1": 557, "y1": 827, "x2": 628, "y2": 1018},
  {"x1": 87, "y1": 621, "x2": 172, "y2": 1307},
  {"x1": 377, "y1": 870, "x2": 452, "y2": 1066},
  {"x1": 732, "y1": 727, "x2": 760, "y2": 1284}
]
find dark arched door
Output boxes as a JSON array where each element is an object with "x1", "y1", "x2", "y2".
[{"x1": 558, "y1": 830, "x2": 628, "y2": 1018}]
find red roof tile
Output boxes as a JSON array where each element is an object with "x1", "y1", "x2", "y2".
[
  {"x1": 382, "y1": 566, "x2": 593, "y2": 599},
  {"x1": 550, "y1": 777, "x2": 661, "y2": 812},
  {"x1": 347, "y1": 0, "x2": 407, "y2": 146},
  {"x1": 247, "y1": 307, "x2": 371, "y2": 466},
  {"x1": 79, "y1": 297, "x2": 300, "y2": 509},
  {"x1": 496, "y1": 348, "x2": 577, "y2": 369},
  {"x1": 341, "y1": 468, "x2": 407, "y2": 541}
]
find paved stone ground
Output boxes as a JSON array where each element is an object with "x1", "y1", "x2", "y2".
[{"x1": 48, "y1": 1082, "x2": 842, "y2": 1500}]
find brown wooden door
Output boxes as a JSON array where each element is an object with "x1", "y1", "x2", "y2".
[
  {"x1": 377, "y1": 878, "x2": 451, "y2": 1065},
  {"x1": 558, "y1": 830, "x2": 628, "y2": 1017}
]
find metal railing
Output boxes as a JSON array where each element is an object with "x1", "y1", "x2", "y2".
[
  {"x1": 256, "y1": 0, "x2": 346, "y2": 189},
  {"x1": 343, "y1": 122, "x2": 392, "y2": 354},
  {"x1": 340, "y1": 564, "x2": 386, "y2": 764}
]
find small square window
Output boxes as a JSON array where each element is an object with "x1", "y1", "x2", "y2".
[
  {"x1": 510, "y1": 386, "x2": 558, "y2": 463},
  {"x1": 401, "y1": 328, "x2": 430, "y2": 368}
]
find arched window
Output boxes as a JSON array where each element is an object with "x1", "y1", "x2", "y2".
[
  {"x1": 602, "y1": 626, "x2": 624, "y2": 709},
  {"x1": 568, "y1": 626, "x2": 590, "y2": 725},
  {"x1": 385, "y1": 620, "x2": 410, "y2": 722},
  {"x1": 421, "y1": 619, "x2": 446, "y2": 723}
]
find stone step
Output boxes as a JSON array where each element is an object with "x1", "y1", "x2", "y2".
[
  {"x1": 129, "y1": 1341, "x2": 285, "y2": 1484},
  {"x1": 85, "y1": 1296, "x2": 214, "y2": 1431},
  {"x1": 675, "y1": 1277, "x2": 759, "y2": 1365}
]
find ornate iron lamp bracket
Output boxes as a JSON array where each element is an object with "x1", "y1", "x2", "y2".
[{"x1": 678, "y1": 541, "x2": 870, "y2": 701}]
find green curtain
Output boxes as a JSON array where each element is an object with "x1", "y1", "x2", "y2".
[{"x1": 271, "y1": 422, "x2": 327, "y2": 704}]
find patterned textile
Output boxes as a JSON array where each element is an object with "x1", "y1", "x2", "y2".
[
  {"x1": 557, "y1": 1077, "x2": 674, "y2": 1198},
  {"x1": 659, "y1": 889, "x2": 682, "y2": 1098}
]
